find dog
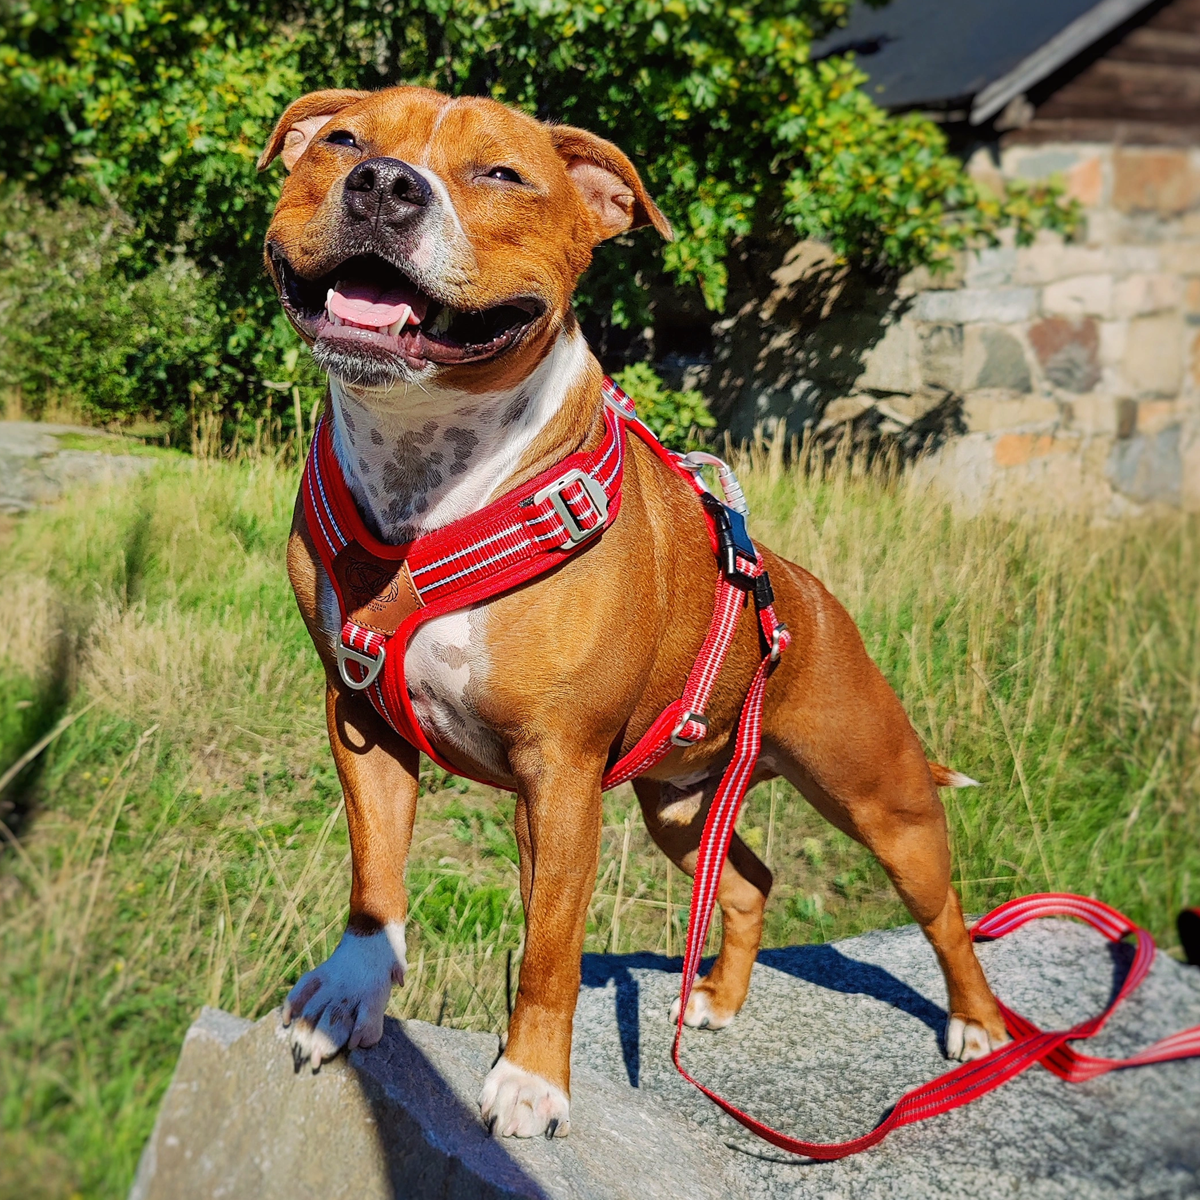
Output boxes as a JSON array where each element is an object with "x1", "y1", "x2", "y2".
[{"x1": 258, "y1": 85, "x2": 1010, "y2": 1140}]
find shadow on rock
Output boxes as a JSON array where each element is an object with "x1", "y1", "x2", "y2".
[{"x1": 582, "y1": 943, "x2": 946, "y2": 1092}]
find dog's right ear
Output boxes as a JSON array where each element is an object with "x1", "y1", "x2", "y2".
[{"x1": 257, "y1": 89, "x2": 370, "y2": 173}]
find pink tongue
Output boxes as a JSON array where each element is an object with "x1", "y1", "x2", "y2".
[{"x1": 328, "y1": 281, "x2": 428, "y2": 328}]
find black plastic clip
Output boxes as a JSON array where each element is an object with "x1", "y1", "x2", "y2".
[{"x1": 701, "y1": 493, "x2": 758, "y2": 590}]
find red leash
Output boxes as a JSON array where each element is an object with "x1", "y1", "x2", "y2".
[{"x1": 677, "y1": 804, "x2": 1200, "y2": 1161}]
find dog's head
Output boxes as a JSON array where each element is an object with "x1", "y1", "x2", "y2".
[{"x1": 259, "y1": 86, "x2": 672, "y2": 395}]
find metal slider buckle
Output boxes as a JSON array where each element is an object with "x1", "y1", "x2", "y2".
[
  {"x1": 337, "y1": 640, "x2": 386, "y2": 691},
  {"x1": 670, "y1": 710, "x2": 709, "y2": 747},
  {"x1": 532, "y1": 468, "x2": 609, "y2": 549}
]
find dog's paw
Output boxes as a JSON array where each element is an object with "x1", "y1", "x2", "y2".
[
  {"x1": 945, "y1": 1013, "x2": 1010, "y2": 1061},
  {"x1": 669, "y1": 985, "x2": 736, "y2": 1031},
  {"x1": 281, "y1": 922, "x2": 406, "y2": 1072},
  {"x1": 479, "y1": 1056, "x2": 570, "y2": 1138}
]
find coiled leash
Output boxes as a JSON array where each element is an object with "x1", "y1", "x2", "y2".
[{"x1": 676, "y1": 875, "x2": 1200, "y2": 1157}]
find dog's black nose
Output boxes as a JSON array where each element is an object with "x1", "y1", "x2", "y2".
[{"x1": 343, "y1": 157, "x2": 432, "y2": 224}]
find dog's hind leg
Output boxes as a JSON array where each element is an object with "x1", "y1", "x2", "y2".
[
  {"x1": 635, "y1": 777, "x2": 772, "y2": 1030},
  {"x1": 761, "y1": 559, "x2": 1008, "y2": 1060}
]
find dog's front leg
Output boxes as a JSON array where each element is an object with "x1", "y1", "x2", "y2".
[
  {"x1": 479, "y1": 749, "x2": 604, "y2": 1138},
  {"x1": 283, "y1": 682, "x2": 418, "y2": 1071}
]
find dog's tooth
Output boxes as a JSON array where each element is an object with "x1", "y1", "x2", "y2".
[{"x1": 386, "y1": 305, "x2": 412, "y2": 337}]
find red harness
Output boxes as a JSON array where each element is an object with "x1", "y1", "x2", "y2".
[
  {"x1": 303, "y1": 378, "x2": 1200, "y2": 1158},
  {"x1": 303, "y1": 376, "x2": 789, "y2": 792}
]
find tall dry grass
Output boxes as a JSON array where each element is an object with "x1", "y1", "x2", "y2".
[{"x1": 0, "y1": 437, "x2": 1196, "y2": 1198}]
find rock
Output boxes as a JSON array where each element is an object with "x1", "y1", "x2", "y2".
[
  {"x1": 1028, "y1": 317, "x2": 1102, "y2": 393},
  {"x1": 913, "y1": 288, "x2": 1038, "y2": 325},
  {"x1": 1123, "y1": 314, "x2": 1185, "y2": 398},
  {"x1": 132, "y1": 920, "x2": 1200, "y2": 1200},
  {"x1": 0, "y1": 422, "x2": 155, "y2": 513}
]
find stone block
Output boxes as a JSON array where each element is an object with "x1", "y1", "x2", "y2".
[
  {"x1": 1066, "y1": 393, "x2": 1122, "y2": 435},
  {"x1": 1157, "y1": 242, "x2": 1200, "y2": 276},
  {"x1": 1123, "y1": 314, "x2": 1184, "y2": 397},
  {"x1": 1028, "y1": 317, "x2": 1101, "y2": 392},
  {"x1": 913, "y1": 288, "x2": 1037, "y2": 324},
  {"x1": 1114, "y1": 274, "x2": 1181, "y2": 318},
  {"x1": 1137, "y1": 399, "x2": 1182, "y2": 434},
  {"x1": 1013, "y1": 243, "x2": 1109, "y2": 286},
  {"x1": 917, "y1": 323, "x2": 962, "y2": 392},
  {"x1": 1113, "y1": 149, "x2": 1200, "y2": 216},
  {"x1": 962, "y1": 391, "x2": 1059, "y2": 432},
  {"x1": 1186, "y1": 279, "x2": 1200, "y2": 314},
  {"x1": 1107, "y1": 425, "x2": 1183, "y2": 503},
  {"x1": 1108, "y1": 246, "x2": 1163, "y2": 274},
  {"x1": 133, "y1": 922, "x2": 1200, "y2": 1200},
  {"x1": 1191, "y1": 329, "x2": 1200, "y2": 387},
  {"x1": 963, "y1": 245, "x2": 1016, "y2": 288},
  {"x1": 963, "y1": 326, "x2": 1032, "y2": 392},
  {"x1": 1184, "y1": 427, "x2": 1200, "y2": 512},
  {"x1": 856, "y1": 319, "x2": 921, "y2": 394},
  {"x1": 1042, "y1": 274, "x2": 1113, "y2": 318},
  {"x1": 994, "y1": 432, "x2": 1076, "y2": 468},
  {"x1": 1098, "y1": 321, "x2": 1127, "y2": 367},
  {"x1": 1067, "y1": 154, "x2": 1104, "y2": 207}
]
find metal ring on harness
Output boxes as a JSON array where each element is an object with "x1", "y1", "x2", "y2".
[
  {"x1": 670, "y1": 710, "x2": 709, "y2": 747},
  {"x1": 337, "y1": 640, "x2": 386, "y2": 691}
]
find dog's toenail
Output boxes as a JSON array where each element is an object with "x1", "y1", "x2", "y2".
[
  {"x1": 546, "y1": 1118, "x2": 558, "y2": 1139},
  {"x1": 486, "y1": 1114, "x2": 498, "y2": 1137},
  {"x1": 292, "y1": 1043, "x2": 304, "y2": 1074}
]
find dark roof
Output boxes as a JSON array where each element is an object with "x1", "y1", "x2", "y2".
[{"x1": 810, "y1": 0, "x2": 1158, "y2": 124}]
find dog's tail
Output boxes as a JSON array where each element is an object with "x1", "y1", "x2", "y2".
[{"x1": 928, "y1": 761, "x2": 980, "y2": 789}]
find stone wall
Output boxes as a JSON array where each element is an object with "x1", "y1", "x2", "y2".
[{"x1": 705, "y1": 143, "x2": 1200, "y2": 516}]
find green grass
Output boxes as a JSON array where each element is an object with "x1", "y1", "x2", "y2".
[{"x1": 1, "y1": 442, "x2": 1197, "y2": 1198}]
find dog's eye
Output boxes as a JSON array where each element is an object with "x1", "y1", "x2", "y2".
[
  {"x1": 325, "y1": 130, "x2": 358, "y2": 148},
  {"x1": 486, "y1": 166, "x2": 524, "y2": 184}
]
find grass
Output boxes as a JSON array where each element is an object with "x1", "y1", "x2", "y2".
[{"x1": 0, "y1": 437, "x2": 1197, "y2": 1198}]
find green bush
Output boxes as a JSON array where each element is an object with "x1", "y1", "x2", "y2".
[
  {"x1": 0, "y1": 190, "x2": 221, "y2": 425},
  {"x1": 611, "y1": 362, "x2": 715, "y2": 451},
  {"x1": 0, "y1": 0, "x2": 1080, "y2": 424}
]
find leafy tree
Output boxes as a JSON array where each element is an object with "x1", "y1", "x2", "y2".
[{"x1": 0, "y1": 0, "x2": 1078, "y2": 427}]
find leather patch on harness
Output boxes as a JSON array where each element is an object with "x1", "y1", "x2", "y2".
[{"x1": 332, "y1": 542, "x2": 423, "y2": 635}]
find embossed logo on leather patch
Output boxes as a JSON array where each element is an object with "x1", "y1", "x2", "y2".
[{"x1": 343, "y1": 557, "x2": 400, "y2": 610}]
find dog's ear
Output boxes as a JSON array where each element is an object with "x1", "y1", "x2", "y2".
[
  {"x1": 549, "y1": 126, "x2": 674, "y2": 243},
  {"x1": 257, "y1": 89, "x2": 371, "y2": 173}
]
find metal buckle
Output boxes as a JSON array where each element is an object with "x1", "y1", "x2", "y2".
[
  {"x1": 769, "y1": 623, "x2": 789, "y2": 664},
  {"x1": 337, "y1": 640, "x2": 386, "y2": 691},
  {"x1": 533, "y1": 468, "x2": 609, "y2": 549},
  {"x1": 670, "y1": 710, "x2": 709, "y2": 747}
]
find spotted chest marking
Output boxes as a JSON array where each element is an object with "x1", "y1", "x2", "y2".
[{"x1": 316, "y1": 329, "x2": 590, "y2": 772}]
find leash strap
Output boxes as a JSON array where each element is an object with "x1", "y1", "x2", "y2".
[{"x1": 673, "y1": 879, "x2": 1200, "y2": 1159}]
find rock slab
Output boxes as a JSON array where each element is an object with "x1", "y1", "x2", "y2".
[
  {"x1": 0, "y1": 421, "x2": 154, "y2": 513},
  {"x1": 132, "y1": 920, "x2": 1200, "y2": 1200}
]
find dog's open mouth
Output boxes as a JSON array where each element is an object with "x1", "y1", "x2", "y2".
[{"x1": 271, "y1": 250, "x2": 542, "y2": 373}]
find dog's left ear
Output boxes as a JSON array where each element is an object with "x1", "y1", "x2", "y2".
[
  {"x1": 257, "y1": 89, "x2": 370, "y2": 173},
  {"x1": 549, "y1": 126, "x2": 674, "y2": 243}
]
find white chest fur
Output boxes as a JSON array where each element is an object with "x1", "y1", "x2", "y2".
[{"x1": 317, "y1": 330, "x2": 587, "y2": 773}]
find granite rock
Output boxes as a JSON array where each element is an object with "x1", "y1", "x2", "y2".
[{"x1": 132, "y1": 919, "x2": 1200, "y2": 1200}]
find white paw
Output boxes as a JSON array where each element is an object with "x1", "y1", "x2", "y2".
[
  {"x1": 478, "y1": 1056, "x2": 570, "y2": 1138},
  {"x1": 945, "y1": 1014, "x2": 1010, "y2": 1061},
  {"x1": 669, "y1": 987, "x2": 735, "y2": 1031},
  {"x1": 281, "y1": 922, "x2": 406, "y2": 1071}
]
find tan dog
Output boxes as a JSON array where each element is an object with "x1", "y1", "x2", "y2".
[{"x1": 258, "y1": 85, "x2": 1009, "y2": 1140}]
